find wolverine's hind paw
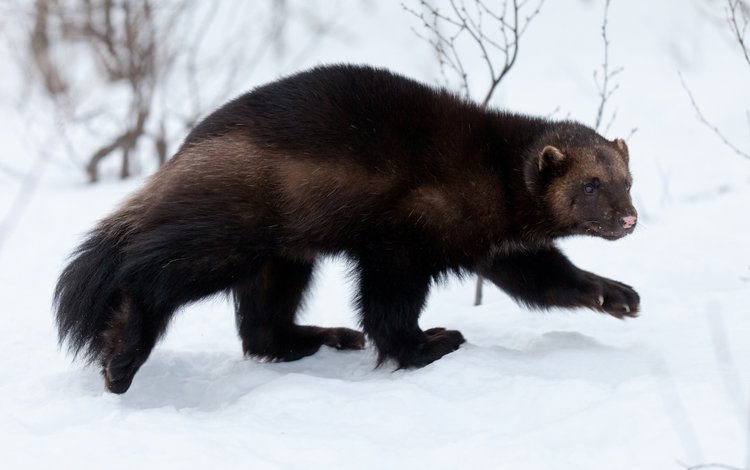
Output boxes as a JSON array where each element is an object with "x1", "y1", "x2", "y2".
[
  {"x1": 322, "y1": 327, "x2": 366, "y2": 350},
  {"x1": 395, "y1": 328, "x2": 465, "y2": 369}
]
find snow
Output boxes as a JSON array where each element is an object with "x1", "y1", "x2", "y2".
[{"x1": 1, "y1": 0, "x2": 749, "y2": 469}]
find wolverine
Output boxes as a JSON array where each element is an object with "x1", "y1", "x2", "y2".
[{"x1": 55, "y1": 64, "x2": 640, "y2": 394}]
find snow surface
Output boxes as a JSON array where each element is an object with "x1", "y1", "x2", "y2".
[{"x1": 1, "y1": 1, "x2": 749, "y2": 469}]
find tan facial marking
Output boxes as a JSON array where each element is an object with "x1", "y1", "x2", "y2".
[{"x1": 543, "y1": 145, "x2": 632, "y2": 227}]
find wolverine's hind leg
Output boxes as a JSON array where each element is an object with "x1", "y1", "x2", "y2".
[{"x1": 234, "y1": 257, "x2": 365, "y2": 361}]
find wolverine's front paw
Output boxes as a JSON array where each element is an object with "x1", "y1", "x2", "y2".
[{"x1": 581, "y1": 273, "x2": 640, "y2": 319}]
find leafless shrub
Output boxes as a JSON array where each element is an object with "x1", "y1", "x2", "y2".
[
  {"x1": 679, "y1": 73, "x2": 750, "y2": 160},
  {"x1": 727, "y1": 0, "x2": 750, "y2": 67},
  {"x1": 593, "y1": 0, "x2": 621, "y2": 134},
  {"x1": 0, "y1": 0, "x2": 343, "y2": 259},
  {"x1": 403, "y1": 0, "x2": 545, "y2": 105},
  {"x1": 19, "y1": 0, "x2": 341, "y2": 183},
  {"x1": 0, "y1": 149, "x2": 50, "y2": 257},
  {"x1": 592, "y1": 0, "x2": 636, "y2": 141},
  {"x1": 680, "y1": 0, "x2": 750, "y2": 161},
  {"x1": 26, "y1": 0, "x2": 184, "y2": 182}
]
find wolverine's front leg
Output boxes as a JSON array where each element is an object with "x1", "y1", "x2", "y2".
[
  {"x1": 356, "y1": 248, "x2": 465, "y2": 368},
  {"x1": 477, "y1": 245, "x2": 640, "y2": 318}
]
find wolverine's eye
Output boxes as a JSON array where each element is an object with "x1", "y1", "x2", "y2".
[{"x1": 583, "y1": 183, "x2": 596, "y2": 194}]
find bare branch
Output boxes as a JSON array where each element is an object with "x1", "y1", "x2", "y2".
[
  {"x1": 403, "y1": 2, "x2": 470, "y2": 97},
  {"x1": 593, "y1": 0, "x2": 621, "y2": 132},
  {"x1": 18, "y1": 0, "x2": 344, "y2": 183},
  {"x1": 403, "y1": 0, "x2": 545, "y2": 105},
  {"x1": 726, "y1": 0, "x2": 750, "y2": 67},
  {"x1": 481, "y1": 0, "x2": 545, "y2": 107},
  {"x1": 29, "y1": 0, "x2": 67, "y2": 97},
  {"x1": 474, "y1": 276, "x2": 484, "y2": 306},
  {"x1": 679, "y1": 73, "x2": 750, "y2": 160},
  {"x1": 0, "y1": 149, "x2": 50, "y2": 256},
  {"x1": 0, "y1": 162, "x2": 27, "y2": 179}
]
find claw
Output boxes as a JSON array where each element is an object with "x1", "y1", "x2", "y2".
[
  {"x1": 597, "y1": 295, "x2": 604, "y2": 306},
  {"x1": 623, "y1": 304, "x2": 631, "y2": 313}
]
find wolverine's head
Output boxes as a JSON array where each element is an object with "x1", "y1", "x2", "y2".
[{"x1": 526, "y1": 125, "x2": 637, "y2": 240}]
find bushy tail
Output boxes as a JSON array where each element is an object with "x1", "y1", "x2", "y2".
[{"x1": 54, "y1": 227, "x2": 123, "y2": 363}]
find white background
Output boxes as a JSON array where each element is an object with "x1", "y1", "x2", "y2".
[{"x1": 0, "y1": 1, "x2": 748, "y2": 468}]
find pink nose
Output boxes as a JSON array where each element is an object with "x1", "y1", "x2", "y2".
[{"x1": 620, "y1": 215, "x2": 637, "y2": 230}]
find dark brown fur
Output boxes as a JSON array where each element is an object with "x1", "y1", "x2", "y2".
[{"x1": 55, "y1": 64, "x2": 639, "y2": 393}]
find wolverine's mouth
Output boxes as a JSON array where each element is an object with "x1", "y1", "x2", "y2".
[{"x1": 580, "y1": 221, "x2": 634, "y2": 240}]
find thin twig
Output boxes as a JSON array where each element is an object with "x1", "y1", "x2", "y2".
[
  {"x1": 726, "y1": 0, "x2": 750, "y2": 67},
  {"x1": 403, "y1": 0, "x2": 544, "y2": 104},
  {"x1": 0, "y1": 148, "x2": 50, "y2": 258},
  {"x1": 593, "y1": 0, "x2": 623, "y2": 132},
  {"x1": 679, "y1": 72, "x2": 750, "y2": 160}
]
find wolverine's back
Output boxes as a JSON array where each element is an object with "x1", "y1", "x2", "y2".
[
  {"x1": 157, "y1": 64, "x2": 503, "y2": 256},
  {"x1": 183, "y1": 64, "x2": 478, "y2": 167}
]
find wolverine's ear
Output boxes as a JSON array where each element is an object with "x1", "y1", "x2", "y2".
[
  {"x1": 538, "y1": 145, "x2": 566, "y2": 172},
  {"x1": 613, "y1": 138, "x2": 629, "y2": 162}
]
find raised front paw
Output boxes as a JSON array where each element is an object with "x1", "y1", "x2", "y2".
[{"x1": 580, "y1": 273, "x2": 640, "y2": 319}]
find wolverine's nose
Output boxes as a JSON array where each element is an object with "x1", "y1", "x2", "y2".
[{"x1": 619, "y1": 215, "x2": 637, "y2": 230}]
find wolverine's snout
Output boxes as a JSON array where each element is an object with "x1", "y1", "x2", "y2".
[
  {"x1": 609, "y1": 208, "x2": 637, "y2": 239},
  {"x1": 619, "y1": 215, "x2": 637, "y2": 230}
]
